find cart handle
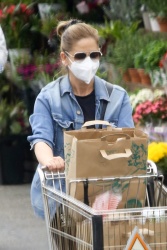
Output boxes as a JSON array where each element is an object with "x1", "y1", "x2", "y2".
[{"x1": 100, "y1": 148, "x2": 132, "y2": 160}]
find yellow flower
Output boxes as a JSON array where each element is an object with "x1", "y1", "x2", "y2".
[{"x1": 148, "y1": 142, "x2": 167, "y2": 163}]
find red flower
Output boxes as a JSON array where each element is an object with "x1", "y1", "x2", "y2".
[
  {"x1": 0, "y1": 9, "x2": 5, "y2": 18},
  {"x1": 20, "y1": 3, "x2": 27, "y2": 13},
  {"x1": 6, "y1": 5, "x2": 15, "y2": 14}
]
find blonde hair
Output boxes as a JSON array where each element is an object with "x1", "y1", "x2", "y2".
[{"x1": 56, "y1": 19, "x2": 99, "y2": 52}]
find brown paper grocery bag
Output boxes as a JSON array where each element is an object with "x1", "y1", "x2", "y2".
[
  {"x1": 64, "y1": 120, "x2": 148, "y2": 207},
  {"x1": 67, "y1": 177, "x2": 147, "y2": 211},
  {"x1": 76, "y1": 216, "x2": 167, "y2": 249},
  {"x1": 126, "y1": 216, "x2": 167, "y2": 249},
  {"x1": 64, "y1": 121, "x2": 148, "y2": 178},
  {"x1": 76, "y1": 218, "x2": 129, "y2": 249}
]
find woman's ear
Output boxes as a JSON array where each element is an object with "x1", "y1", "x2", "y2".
[{"x1": 60, "y1": 52, "x2": 68, "y2": 66}]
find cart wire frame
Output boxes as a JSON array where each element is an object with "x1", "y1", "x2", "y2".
[{"x1": 38, "y1": 162, "x2": 167, "y2": 250}]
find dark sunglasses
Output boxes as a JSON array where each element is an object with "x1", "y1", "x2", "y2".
[{"x1": 65, "y1": 51, "x2": 102, "y2": 61}]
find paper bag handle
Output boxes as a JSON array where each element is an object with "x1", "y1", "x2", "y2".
[
  {"x1": 82, "y1": 120, "x2": 112, "y2": 128},
  {"x1": 100, "y1": 148, "x2": 132, "y2": 160},
  {"x1": 101, "y1": 133, "x2": 131, "y2": 141}
]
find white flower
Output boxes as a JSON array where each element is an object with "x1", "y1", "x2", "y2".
[
  {"x1": 153, "y1": 89, "x2": 165, "y2": 99},
  {"x1": 130, "y1": 88, "x2": 154, "y2": 109}
]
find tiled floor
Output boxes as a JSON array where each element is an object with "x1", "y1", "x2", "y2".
[{"x1": 0, "y1": 184, "x2": 49, "y2": 250}]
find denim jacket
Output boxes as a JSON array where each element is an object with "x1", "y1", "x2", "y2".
[{"x1": 28, "y1": 75, "x2": 134, "y2": 219}]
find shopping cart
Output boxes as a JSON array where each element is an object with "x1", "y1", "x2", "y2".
[{"x1": 38, "y1": 161, "x2": 167, "y2": 250}]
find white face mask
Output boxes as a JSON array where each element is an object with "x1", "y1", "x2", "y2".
[{"x1": 68, "y1": 57, "x2": 100, "y2": 84}]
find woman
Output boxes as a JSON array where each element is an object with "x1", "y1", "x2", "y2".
[
  {"x1": 0, "y1": 25, "x2": 8, "y2": 73},
  {"x1": 28, "y1": 19, "x2": 134, "y2": 219}
]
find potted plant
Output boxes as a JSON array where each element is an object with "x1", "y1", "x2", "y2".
[
  {"x1": 109, "y1": 30, "x2": 145, "y2": 84},
  {"x1": 141, "y1": 0, "x2": 167, "y2": 31},
  {"x1": 134, "y1": 50, "x2": 152, "y2": 85},
  {"x1": 136, "y1": 39, "x2": 167, "y2": 87},
  {"x1": 96, "y1": 19, "x2": 140, "y2": 54},
  {"x1": 96, "y1": 20, "x2": 141, "y2": 83},
  {"x1": 133, "y1": 32, "x2": 159, "y2": 85}
]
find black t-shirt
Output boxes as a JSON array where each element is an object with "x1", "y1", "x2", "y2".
[{"x1": 75, "y1": 90, "x2": 95, "y2": 123}]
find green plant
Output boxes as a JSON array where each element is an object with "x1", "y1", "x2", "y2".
[
  {"x1": 102, "y1": 0, "x2": 143, "y2": 24},
  {"x1": 96, "y1": 20, "x2": 129, "y2": 42},
  {"x1": 0, "y1": 100, "x2": 30, "y2": 135},
  {"x1": 108, "y1": 30, "x2": 145, "y2": 71},
  {"x1": 96, "y1": 19, "x2": 140, "y2": 55},
  {"x1": 134, "y1": 33, "x2": 162, "y2": 69},
  {"x1": 136, "y1": 39, "x2": 167, "y2": 72},
  {"x1": 0, "y1": 3, "x2": 38, "y2": 48},
  {"x1": 141, "y1": 0, "x2": 167, "y2": 18}
]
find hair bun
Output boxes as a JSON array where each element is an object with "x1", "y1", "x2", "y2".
[{"x1": 64, "y1": 19, "x2": 82, "y2": 31}]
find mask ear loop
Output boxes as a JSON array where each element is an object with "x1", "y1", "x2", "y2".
[
  {"x1": 52, "y1": 53, "x2": 69, "y2": 81},
  {"x1": 64, "y1": 52, "x2": 73, "y2": 66}
]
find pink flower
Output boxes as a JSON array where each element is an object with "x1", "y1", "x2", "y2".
[{"x1": 133, "y1": 96, "x2": 167, "y2": 125}]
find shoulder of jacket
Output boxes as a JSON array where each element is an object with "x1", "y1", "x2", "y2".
[
  {"x1": 96, "y1": 76, "x2": 126, "y2": 93},
  {"x1": 41, "y1": 76, "x2": 64, "y2": 93},
  {"x1": 112, "y1": 83, "x2": 127, "y2": 94}
]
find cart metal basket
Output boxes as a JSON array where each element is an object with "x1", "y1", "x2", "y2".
[{"x1": 38, "y1": 161, "x2": 166, "y2": 250}]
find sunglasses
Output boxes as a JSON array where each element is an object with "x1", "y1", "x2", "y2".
[{"x1": 65, "y1": 50, "x2": 102, "y2": 61}]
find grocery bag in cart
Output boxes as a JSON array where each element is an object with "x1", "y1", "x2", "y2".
[
  {"x1": 38, "y1": 163, "x2": 165, "y2": 250},
  {"x1": 76, "y1": 208, "x2": 167, "y2": 250},
  {"x1": 64, "y1": 120, "x2": 148, "y2": 209}
]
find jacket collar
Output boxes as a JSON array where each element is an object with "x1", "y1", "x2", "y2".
[
  {"x1": 94, "y1": 76, "x2": 111, "y2": 101},
  {"x1": 59, "y1": 75, "x2": 111, "y2": 101}
]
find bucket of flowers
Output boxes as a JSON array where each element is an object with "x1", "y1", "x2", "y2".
[
  {"x1": 130, "y1": 88, "x2": 167, "y2": 141},
  {"x1": 130, "y1": 88, "x2": 167, "y2": 125},
  {"x1": 148, "y1": 142, "x2": 167, "y2": 185}
]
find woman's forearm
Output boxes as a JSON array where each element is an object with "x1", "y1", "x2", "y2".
[
  {"x1": 34, "y1": 141, "x2": 53, "y2": 166},
  {"x1": 34, "y1": 141, "x2": 65, "y2": 171}
]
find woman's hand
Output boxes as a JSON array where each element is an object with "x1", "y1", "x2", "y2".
[
  {"x1": 34, "y1": 142, "x2": 65, "y2": 172},
  {"x1": 45, "y1": 156, "x2": 65, "y2": 172}
]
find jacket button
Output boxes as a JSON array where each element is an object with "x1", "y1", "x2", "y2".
[{"x1": 76, "y1": 110, "x2": 81, "y2": 115}]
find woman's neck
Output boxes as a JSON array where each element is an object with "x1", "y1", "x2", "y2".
[{"x1": 69, "y1": 74, "x2": 94, "y2": 96}]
